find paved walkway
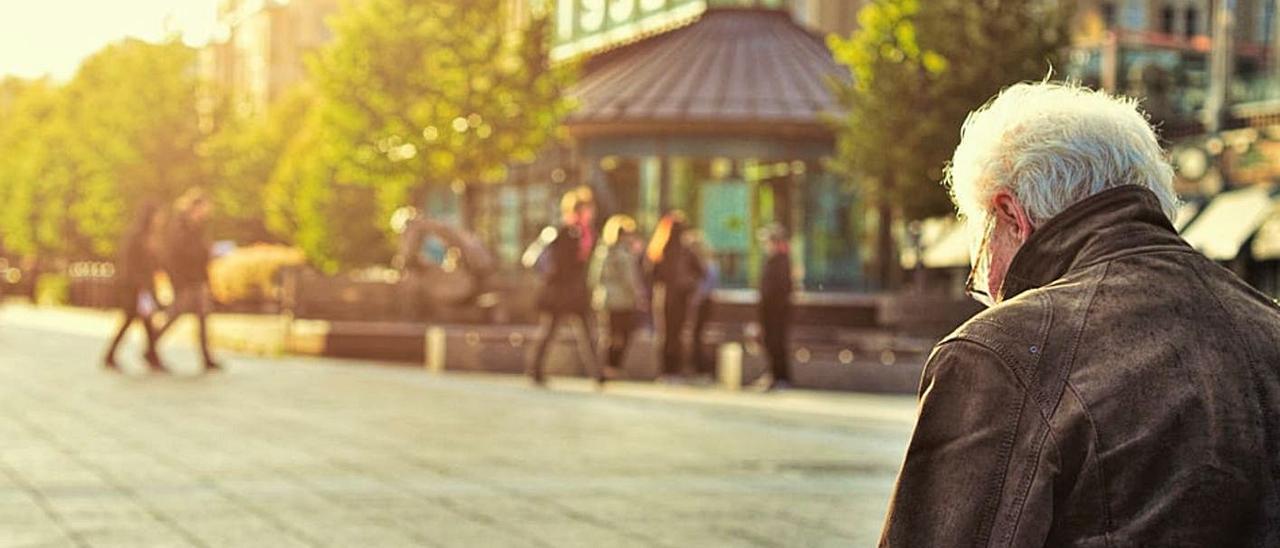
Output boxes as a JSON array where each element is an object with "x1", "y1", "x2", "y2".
[{"x1": 0, "y1": 306, "x2": 915, "y2": 547}]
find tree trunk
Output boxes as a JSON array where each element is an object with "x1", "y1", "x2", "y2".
[
  {"x1": 877, "y1": 174, "x2": 899, "y2": 291},
  {"x1": 875, "y1": 195, "x2": 896, "y2": 290}
]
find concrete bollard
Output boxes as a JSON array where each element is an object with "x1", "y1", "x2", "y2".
[
  {"x1": 717, "y1": 342, "x2": 744, "y2": 391},
  {"x1": 425, "y1": 326, "x2": 446, "y2": 374}
]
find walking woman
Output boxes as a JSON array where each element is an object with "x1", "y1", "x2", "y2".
[
  {"x1": 647, "y1": 212, "x2": 705, "y2": 381},
  {"x1": 525, "y1": 187, "x2": 607, "y2": 386},
  {"x1": 591, "y1": 214, "x2": 645, "y2": 377},
  {"x1": 102, "y1": 200, "x2": 167, "y2": 372},
  {"x1": 154, "y1": 189, "x2": 221, "y2": 372}
]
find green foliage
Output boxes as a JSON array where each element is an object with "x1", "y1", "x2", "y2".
[
  {"x1": 63, "y1": 39, "x2": 207, "y2": 256},
  {"x1": 295, "y1": 0, "x2": 573, "y2": 269},
  {"x1": 0, "y1": 79, "x2": 104, "y2": 261},
  {"x1": 828, "y1": 0, "x2": 1068, "y2": 221},
  {"x1": 0, "y1": 5, "x2": 571, "y2": 274},
  {"x1": 0, "y1": 39, "x2": 206, "y2": 262},
  {"x1": 264, "y1": 106, "x2": 388, "y2": 273},
  {"x1": 204, "y1": 86, "x2": 314, "y2": 243}
]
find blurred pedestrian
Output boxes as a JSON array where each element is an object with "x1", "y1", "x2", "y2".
[
  {"x1": 154, "y1": 189, "x2": 221, "y2": 372},
  {"x1": 686, "y1": 230, "x2": 718, "y2": 382},
  {"x1": 647, "y1": 212, "x2": 704, "y2": 382},
  {"x1": 758, "y1": 223, "x2": 793, "y2": 391},
  {"x1": 102, "y1": 200, "x2": 167, "y2": 373},
  {"x1": 880, "y1": 82, "x2": 1280, "y2": 546},
  {"x1": 590, "y1": 214, "x2": 645, "y2": 378},
  {"x1": 525, "y1": 186, "x2": 607, "y2": 386}
]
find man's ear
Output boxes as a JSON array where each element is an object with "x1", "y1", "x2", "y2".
[{"x1": 992, "y1": 190, "x2": 1035, "y2": 243}]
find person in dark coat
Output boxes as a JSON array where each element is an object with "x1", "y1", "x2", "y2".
[
  {"x1": 758, "y1": 223, "x2": 793, "y2": 391},
  {"x1": 880, "y1": 82, "x2": 1280, "y2": 547},
  {"x1": 525, "y1": 186, "x2": 605, "y2": 386},
  {"x1": 154, "y1": 189, "x2": 221, "y2": 372},
  {"x1": 647, "y1": 211, "x2": 705, "y2": 381},
  {"x1": 102, "y1": 200, "x2": 167, "y2": 372}
]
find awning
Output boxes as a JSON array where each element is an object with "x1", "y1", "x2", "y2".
[
  {"x1": 566, "y1": 9, "x2": 849, "y2": 139},
  {"x1": 900, "y1": 217, "x2": 971, "y2": 270},
  {"x1": 1181, "y1": 185, "x2": 1278, "y2": 261}
]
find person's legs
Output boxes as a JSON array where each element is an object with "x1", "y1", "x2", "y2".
[
  {"x1": 103, "y1": 310, "x2": 137, "y2": 369},
  {"x1": 571, "y1": 311, "x2": 603, "y2": 381},
  {"x1": 528, "y1": 312, "x2": 562, "y2": 383},
  {"x1": 764, "y1": 322, "x2": 791, "y2": 385},
  {"x1": 138, "y1": 311, "x2": 166, "y2": 371},
  {"x1": 692, "y1": 297, "x2": 713, "y2": 376},
  {"x1": 607, "y1": 310, "x2": 634, "y2": 369},
  {"x1": 155, "y1": 285, "x2": 194, "y2": 340},
  {"x1": 194, "y1": 283, "x2": 219, "y2": 369},
  {"x1": 661, "y1": 289, "x2": 689, "y2": 375}
]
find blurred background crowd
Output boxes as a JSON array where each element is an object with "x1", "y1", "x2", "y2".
[{"x1": 3, "y1": 0, "x2": 1280, "y2": 388}]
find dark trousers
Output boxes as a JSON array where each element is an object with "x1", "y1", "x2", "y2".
[
  {"x1": 691, "y1": 297, "x2": 713, "y2": 375},
  {"x1": 103, "y1": 306, "x2": 159, "y2": 364},
  {"x1": 156, "y1": 283, "x2": 216, "y2": 366},
  {"x1": 762, "y1": 312, "x2": 791, "y2": 382},
  {"x1": 606, "y1": 310, "x2": 638, "y2": 370},
  {"x1": 662, "y1": 287, "x2": 693, "y2": 375},
  {"x1": 529, "y1": 310, "x2": 600, "y2": 380}
]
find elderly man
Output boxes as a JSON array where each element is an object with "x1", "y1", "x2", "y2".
[{"x1": 880, "y1": 82, "x2": 1280, "y2": 546}]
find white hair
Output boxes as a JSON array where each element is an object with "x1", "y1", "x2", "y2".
[{"x1": 946, "y1": 82, "x2": 1178, "y2": 227}]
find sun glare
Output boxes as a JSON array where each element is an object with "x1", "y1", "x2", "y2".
[{"x1": 0, "y1": 0, "x2": 218, "y2": 80}]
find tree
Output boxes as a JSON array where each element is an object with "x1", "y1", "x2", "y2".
[
  {"x1": 0, "y1": 80, "x2": 91, "y2": 261},
  {"x1": 828, "y1": 0, "x2": 1067, "y2": 288},
  {"x1": 296, "y1": 0, "x2": 573, "y2": 269},
  {"x1": 204, "y1": 86, "x2": 315, "y2": 243},
  {"x1": 61, "y1": 38, "x2": 207, "y2": 257},
  {"x1": 264, "y1": 104, "x2": 387, "y2": 273},
  {"x1": 0, "y1": 39, "x2": 207, "y2": 271}
]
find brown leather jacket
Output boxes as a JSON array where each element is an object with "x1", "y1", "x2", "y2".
[{"x1": 881, "y1": 186, "x2": 1280, "y2": 547}]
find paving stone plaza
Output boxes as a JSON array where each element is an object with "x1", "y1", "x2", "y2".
[{"x1": 0, "y1": 312, "x2": 915, "y2": 547}]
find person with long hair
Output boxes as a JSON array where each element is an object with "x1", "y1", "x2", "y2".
[
  {"x1": 647, "y1": 211, "x2": 705, "y2": 382},
  {"x1": 102, "y1": 200, "x2": 167, "y2": 372},
  {"x1": 525, "y1": 186, "x2": 607, "y2": 386},
  {"x1": 154, "y1": 189, "x2": 221, "y2": 372},
  {"x1": 590, "y1": 214, "x2": 645, "y2": 377}
]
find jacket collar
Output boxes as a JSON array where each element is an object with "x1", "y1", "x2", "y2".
[{"x1": 1000, "y1": 185, "x2": 1190, "y2": 301}]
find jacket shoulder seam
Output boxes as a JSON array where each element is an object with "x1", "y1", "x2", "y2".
[
  {"x1": 1061, "y1": 260, "x2": 1117, "y2": 542},
  {"x1": 1064, "y1": 381, "x2": 1117, "y2": 540},
  {"x1": 930, "y1": 338, "x2": 1035, "y2": 546},
  {"x1": 932, "y1": 336, "x2": 1030, "y2": 392},
  {"x1": 1058, "y1": 260, "x2": 1109, "y2": 409}
]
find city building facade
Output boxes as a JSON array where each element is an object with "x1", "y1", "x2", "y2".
[
  {"x1": 201, "y1": 0, "x2": 340, "y2": 117},
  {"x1": 1068, "y1": 0, "x2": 1278, "y2": 130}
]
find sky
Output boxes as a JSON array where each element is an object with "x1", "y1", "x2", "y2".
[{"x1": 0, "y1": 0, "x2": 220, "y2": 81}]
